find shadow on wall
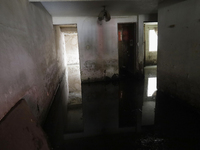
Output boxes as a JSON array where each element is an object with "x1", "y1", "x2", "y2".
[{"x1": 43, "y1": 72, "x2": 68, "y2": 149}]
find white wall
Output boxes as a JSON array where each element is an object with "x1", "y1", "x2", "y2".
[
  {"x1": 158, "y1": 0, "x2": 200, "y2": 108},
  {"x1": 0, "y1": 1, "x2": 65, "y2": 124},
  {"x1": 53, "y1": 16, "x2": 137, "y2": 82}
]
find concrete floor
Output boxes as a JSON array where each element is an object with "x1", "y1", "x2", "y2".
[{"x1": 44, "y1": 65, "x2": 200, "y2": 150}]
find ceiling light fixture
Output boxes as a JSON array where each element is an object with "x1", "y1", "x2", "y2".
[{"x1": 98, "y1": 6, "x2": 111, "y2": 22}]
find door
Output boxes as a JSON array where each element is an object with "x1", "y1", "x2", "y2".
[{"x1": 118, "y1": 23, "x2": 136, "y2": 77}]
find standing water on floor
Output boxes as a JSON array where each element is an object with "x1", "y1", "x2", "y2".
[{"x1": 44, "y1": 66, "x2": 200, "y2": 150}]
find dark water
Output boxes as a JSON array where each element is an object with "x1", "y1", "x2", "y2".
[{"x1": 44, "y1": 66, "x2": 200, "y2": 150}]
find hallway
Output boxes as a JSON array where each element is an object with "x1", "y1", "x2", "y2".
[{"x1": 44, "y1": 66, "x2": 200, "y2": 150}]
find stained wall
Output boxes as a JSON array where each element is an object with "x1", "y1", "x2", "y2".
[
  {"x1": 53, "y1": 16, "x2": 137, "y2": 82},
  {"x1": 158, "y1": 0, "x2": 200, "y2": 108},
  {"x1": 0, "y1": 0, "x2": 65, "y2": 124}
]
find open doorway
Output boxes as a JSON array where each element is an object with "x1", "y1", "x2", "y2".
[
  {"x1": 118, "y1": 23, "x2": 136, "y2": 78},
  {"x1": 144, "y1": 22, "x2": 158, "y2": 66},
  {"x1": 60, "y1": 25, "x2": 83, "y2": 133},
  {"x1": 143, "y1": 23, "x2": 158, "y2": 121},
  {"x1": 61, "y1": 25, "x2": 82, "y2": 104}
]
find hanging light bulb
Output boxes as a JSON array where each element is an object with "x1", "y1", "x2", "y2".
[
  {"x1": 98, "y1": 6, "x2": 111, "y2": 22},
  {"x1": 105, "y1": 10, "x2": 111, "y2": 22}
]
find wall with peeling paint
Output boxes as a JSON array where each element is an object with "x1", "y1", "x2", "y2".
[
  {"x1": 53, "y1": 16, "x2": 138, "y2": 82},
  {"x1": 0, "y1": 1, "x2": 65, "y2": 124},
  {"x1": 158, "y1": 0, "x2": 200, "y2": 109}
]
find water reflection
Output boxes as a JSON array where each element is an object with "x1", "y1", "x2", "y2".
[
  {"x1": 63, "y1": 66, "x2": 157, "y2": 139},
  {"x1": 142, "y1": 66, "x2": 157, "y2": 127},
  {"x1": 44, "y1": 66, "x2": 200, "y2": 149}
]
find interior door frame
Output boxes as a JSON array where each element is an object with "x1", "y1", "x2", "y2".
[
  {"x1": 117, "y1": 22, "x2": 137, "y2": 77},
  {"x1": 144, "y1": 22, "x2": 158, "y2": 66}
]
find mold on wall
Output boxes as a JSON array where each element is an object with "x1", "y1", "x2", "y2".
[
  {"x1": 158, "y1": 0, "x2": 200, "y2": 109},
  {"x1": 145, "y1": 52, "x2": 157, "y2": 66},
  {"x1": 0, "y1": 1, "x2": 66, "y2": 124},
  {"x1": 53, "y1": 16, "x2": 137, "y2": 82}
]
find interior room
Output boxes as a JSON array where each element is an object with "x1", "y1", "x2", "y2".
[{"x1": 1, "y1": 0, "x2": 200, "y2": 149}]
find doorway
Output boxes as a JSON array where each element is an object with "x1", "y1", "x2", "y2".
[
  {"x1": 118, "y1": 23, "x2": 137, "y2": 128},
  {"x1": 144, "y1": 22, "x2": 158, "y2": 66},
  {"x1": 61, "y1": 25, "x2": 82, "y2": 104},
  {"x1": 118, "y1": 23, "x2": 136, "y2": 78},
  {"x1": 60, "y1": 25, "x2": 83, "y2": 133},
  {"x1": 143, "y1": 23, "x2": 158, "y2": 120}
]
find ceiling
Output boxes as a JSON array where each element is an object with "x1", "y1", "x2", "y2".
[{"x1": 38, "y1": 1, "x2": 158, "y2": 17}]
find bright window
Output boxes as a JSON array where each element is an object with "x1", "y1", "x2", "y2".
[{"x1": 149, "y1": 29, "x2": 158, "y2": 52}]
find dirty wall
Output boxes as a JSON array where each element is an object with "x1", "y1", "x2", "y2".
[
  {"x1": 0, "y1": 0, "x2": 65, "y2": 124},
  {"x1": 158, "y1": 0, "x2": 200, "y2": 109},
  {"x1": 53, "y1": 16, "x2": 137, "y2": 82}
]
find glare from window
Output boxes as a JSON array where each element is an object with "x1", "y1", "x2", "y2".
[
  {"x1": 147, "y1": 77, "x2": 157, "y2": 97},
  {"x1": 149, "y1": 30, "x2": 158, "y2": 52}
]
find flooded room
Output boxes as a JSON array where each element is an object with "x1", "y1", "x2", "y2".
[{"x1": 1, "y1": 0, "x2": 200, "y2": 150}]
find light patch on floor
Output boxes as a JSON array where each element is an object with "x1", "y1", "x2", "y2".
[{"x1": 147, "y1": 77, "x2": 157, "y2": 97}]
